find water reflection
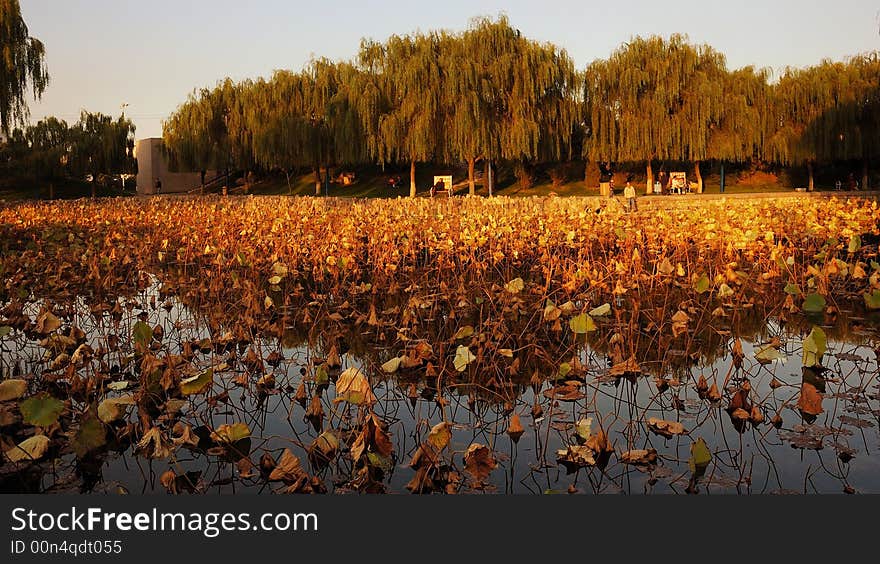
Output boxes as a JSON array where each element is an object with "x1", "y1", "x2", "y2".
[{"x1": 1, "y1": 277, "x2": 879, "y2": 495}]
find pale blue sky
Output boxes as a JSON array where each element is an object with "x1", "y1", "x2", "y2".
[{"x1": 20, "y1": 0, "x2": 880, "y2": 139}]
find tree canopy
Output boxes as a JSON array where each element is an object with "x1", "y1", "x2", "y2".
[
  {"x1": 0, "y1": 0, "x2": 49, "y2": 135},
  {"x1": 350, "y1": 15, "x2": 581, "y2": 194},
  {"x1": 164, "y1": 59, "x2": 364, "y2": 194},
  {"x1": 355, "y1": 31, "x2": 446, "y2": 195},
  {"x1": 158, "y1": 20, "x2": 880, "y2": 195},
  {"x1": 584, "y1": 35, "x2": 771, "y2": 192},
  {"x1": 767, "y1": 54, "x2": 880, "y2": 165},
  {"x1": 1, "y1": 111, "x2": 135, "y2": 193},
  {"x1": 67, "y1": 110, "x2": 136, "y2": 179}
]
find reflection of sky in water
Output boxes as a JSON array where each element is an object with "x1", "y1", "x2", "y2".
[{"x1": 3, "y1": 279, "x2": 879, "y2": 495}]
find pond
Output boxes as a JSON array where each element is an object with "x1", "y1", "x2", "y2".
[
  {"x1": 2, "y1": 195, "x2": 879, "y2": 495},
  {"x1": 2, "y1": 276, "x2": 878, "y2": 495}
]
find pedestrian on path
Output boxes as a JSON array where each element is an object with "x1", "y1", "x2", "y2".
[{"x1": 624, "y1": 180, "x2": 637, "y2": 212}]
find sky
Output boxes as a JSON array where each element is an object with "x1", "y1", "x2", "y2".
[{"x1": 19, "y1": 0, "x2": 880, "y2": 139}]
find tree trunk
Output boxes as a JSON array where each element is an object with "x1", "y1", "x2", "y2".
[
  {"x1": 693, "y1": 161, "x2": 703, "y2": 193},
  {"x1": 314, "y1": 166, "x2": 322, "y2": 196},
  {"x1": 468, "y1": 157, "x2": 476, "y2": 195},
  {"x1": 862, "y1": 159, "x2": 869, "y2": 191},
  {"x1": 484, "y1": 159, "x2": 493, "y2": 196},
  {"x1": 584, "y1": 160, "x2": 600, "y2": 192},
  {"x1": 244, "y1": 170, "x2": 250, "y2": 194},
  {"x1": 646, "y1": 161, "x2": 654, "y2": 195},
  {"x1": 49, "y1": 182, "x2": 54, "y2": 200},
  {"x1": 410, "y1": 160, "x2": 416, "y2": 198},
  {"x1": 200, "y1": 170, "x2": 206, "y2": 195},
  {"x1": 807, "y1": 161, "x2": 814, "y2": 192},
  {"x1": 91, "y1": 181, "x2": 96, "y2": 199}
]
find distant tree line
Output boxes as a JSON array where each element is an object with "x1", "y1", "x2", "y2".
[
  {"x1": 162, "y1": 16, "x2": 880, "y2": 194},
  {"x1": 163, "y1": 16, "x2": 580, "y2": 196},
  {"x1": 0, "y1": 111, "x2": 136, "y2": 197},
  {"x1": 0, "y1": 1, "x2": 137, "y2": 197}
]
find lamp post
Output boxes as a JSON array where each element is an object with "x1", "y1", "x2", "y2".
[{"x1": 120, "y1": 103, "x2": 129, "y2": 191}]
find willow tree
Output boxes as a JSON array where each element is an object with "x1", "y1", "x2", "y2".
[
  {"x1": 585, "y1": 35, "x2": 755, "y2": 194},
  {"x1": 355, "y1": 32, "x2": 444, "y2": 197},
  {"x1": 444, "y1": 16, "x2": 580, "y2": 194},
  {"x1": 706, "y1": 66, "x2": 770, "y2": 166},
  {"x1": 851, "y1": 53, "x2": 880, "y2": 189},
  {"x1": 0, "y1": 0, "x2": 49, "y2": 135},
  {"x1": 766, "y1": 57, "x2": 875, "y2": 190},
  {"x1": 167, "y1": 60, "x2": 364, "y2": 195},
  {"x1": 163, "y1": 78, "x2": 256, "y2": 192},
  {"x1": 246, "y1": 61, "x2": 364, "y2": 194},
  {"x1": 68, "y1": 111, "x2": 135, "y2": 197},
  {"x1": 310, "y1": 58, "x2": 367, "y2": 192},
  {"x1": 22, "y1": 116, "x2": 68, "y2": 196},
  {"x1": 768, "y1": 54, "x2": 880, "y2": 190},
  {"x1": 286, "y1": 58, "x2": 365, "y2": 195},
  {"x1": 163, "y1": 81, "x2": 236, "y2": 184},
  {"x1": 224, "y1": 79, "x2": 256, "y2": 190},
  {"x1": 246, "y1": 71, "x2": 324, "y2": 192}
]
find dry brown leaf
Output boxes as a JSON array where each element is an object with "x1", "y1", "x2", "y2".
[
  {"x1": 36, "y1": 310, "x2": 62, "y2": 334},
  {"x1": 136, "y1": 427, "x2": 174, "y2": 459},
  {"x1": 619, "y1": 449, "x2": 657, "y2": 465},
  {"x1": 333, "y1": 367, "x2": 376, "y2": 405},
  {"x1": 609, "y1": 356, "x2": 641, "y2": 377},
  {"x1": 586, "y1": 429, "x2": 614, "y2": 455},
  {"x1": 268, "y1": 448, "x2": 308, "y2": 483},
  {"x1": 729, "y1": 385, "x2": 752, "y2": 412},
  {"x1": 696, "y1": 374, "x2": 709, "y2": 394},
  {"x1": 171, "y1": 423, "x2": 199, "y2": 448},
  {"x1": 707, "y1": 382, "x2": 722, "y2": 402},
  {"x1": 160, "y1": 470, "x2": 176, "y2": 491},
  {"x1": 647, "y1": 417, "x2": 686, "y2": 437},
  {"x1": 350, "y1": 412, "x2": 392, "y2": 463},
  {"x1": 5, "y1": 434, "x2": 50, "y2": 462},
  {"x1": 556, "y1": 445, "x2": 596, "y2": 467},
  {"x1": 326, "y1": 345, "x2": 342, "y2": 369},
  {"x1": 798, "y1": 382, "x2": 824, "y2": 416},
  {"x1": 427, "y1": 421, "x2": 451, "y2": 451},
  {"x1": 507, "y1": 413, "x2": 524, "y2": 442},
  {"x1": 306, "y1": 394, "x2": 323, "y2": 420},
  {"x1": 463, "y1": 443, "x2": 497, "y2": 482},
  {"x1": 750, "y1": 405, "x2": 765, "y2": 424},
  {"x1": 0, "y1": 379, "x2": 27, "y2": 401},
  {"x1": 542, "y1": 384, "x2": 585, "y2": 401}
]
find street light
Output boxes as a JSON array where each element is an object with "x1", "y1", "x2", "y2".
[{"x1": 120, "y1": 103, "x2": 130, "y2": 191}]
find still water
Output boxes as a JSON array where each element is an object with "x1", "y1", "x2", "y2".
[{"x1": 1, "y1": 278, "x2": 878, "y2": 494}]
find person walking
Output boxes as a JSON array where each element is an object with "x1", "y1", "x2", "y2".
[{"x1": 624, "y1": 180, "x2": 637, "y2": 212}]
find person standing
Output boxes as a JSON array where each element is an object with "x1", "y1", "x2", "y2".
[{"x1": 624, "y1": 180, "x2": 637, "y2": 212}]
